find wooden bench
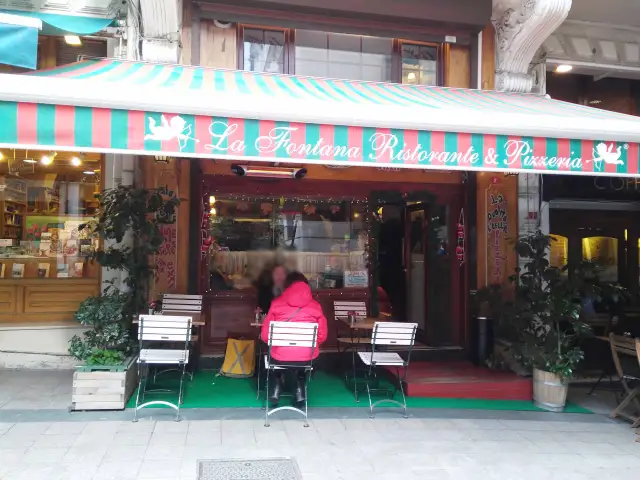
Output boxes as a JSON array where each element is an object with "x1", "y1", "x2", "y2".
[{"x1": 609, "y1": 333, "x2": 640, "y2": 428}]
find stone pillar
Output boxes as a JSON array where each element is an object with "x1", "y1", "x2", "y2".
[{"x1": 492, "y1": 0, "x2": 572, "y2": 93}]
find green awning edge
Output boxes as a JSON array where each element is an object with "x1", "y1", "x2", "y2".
[{"x1": 0, "y1": 9, "x2": 113, "y2": 35}]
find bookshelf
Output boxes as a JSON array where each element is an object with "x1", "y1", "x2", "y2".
[{"x1": 0, "y1": 178, "x2": 27, "y2": 241}]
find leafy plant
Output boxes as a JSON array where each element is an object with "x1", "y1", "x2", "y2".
[
  {"x1": 68, "y1": 185, "x2": 180, "y2": 363},
  {"x1": 85, "y1": 349, "x2": 126, "y2": 366},
  {"x1": 68, "y1": 290, "x2": 132, "y2": 361},
  {"x1": 81, "y1": 185, "x2": 180, "y2": 320},
  {"x1": 493, "y1": 231, "x2": 598, "y2": 380}
]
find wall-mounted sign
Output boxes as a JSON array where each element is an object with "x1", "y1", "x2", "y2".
[
  {"x1": 486, "y1": 177, "x2": 509, "y2": 286},
  {"x1": 456, "y1": 209, "x2": 465, "y2": 267},
  {"x1": 344, "y1": 270, "x2": 369, "y2": 288},
  {"x1": 0, "y1": 239, "x2": 14, "y2": 247}
]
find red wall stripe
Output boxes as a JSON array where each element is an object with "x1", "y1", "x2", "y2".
[
  {"x1": 430, "y1": 131, "x2": 445, "y2": 167},
  {"x1": 319, "y1": 124, "x2": 334, "y2": 162},
  {"x1": 347, "y1": 125, "x2": 363, "y2": 162},
  {"x1": 54, "y1": 105, "x2": 75, "y2": 147},
  {"x1": 195, "y1": 115, "x2": 211, "y2": 155},
  {"x1": 289, "y1": 122, "x2": 307, "y2": 160},
  {"x1": 628, "y1": 142, "x2": 639, "y2": 175},
  {"x1": 258, "y1": 120, "x2": 276, "y2": 158},
  {"x1": 16, "y1": 102, "x2": 38, "y2": 145},
  {"x1": 92, "y1": 108, "x2": 112, "y2": 149},
  {"x1": 557, "y1": 138, "x2": 571, "y2": 172},
  {"x1": 604, "y1": 142, "x2": 618, "y2": 174},
  {"x1": 582, "y1": 140, "x2": 594, "y2": 172},
  {"x1": 375, "y1": 128, "x2": 392, "y2": 163},
  {"x1": 458, "y1": 132, "x2": 472, "y2": 168},
  {"x1": 532, "y1": 137, "x2": 547, "y2": 172},
  {"x1": 228, "y1": 118, "x2": 245, "y2": 156},
  {"x1": 127, "y1": 110, "x2": 146, "y2": 151}
]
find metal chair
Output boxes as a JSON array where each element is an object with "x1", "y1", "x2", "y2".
[
  {"x1": 357, "y1": 322, "x2": 417, "y2": 419},
  {"x1": 133, "y1": 314, "x2": 192, "y2": 422},
  {"x1": 609, "y1": 333, "x2": 640, "y2": 428},
  {"x1": 264, "y1": 321, "x2": 318, "y2": 428}
]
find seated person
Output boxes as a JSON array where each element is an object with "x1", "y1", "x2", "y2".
[
  {"x1": 260, "y1": 271, "x2": 328, "y2": 406},
  {"x1": 256, "y1": 264, "x2": 287, "y2": 314}
]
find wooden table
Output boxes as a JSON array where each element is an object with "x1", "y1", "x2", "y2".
[{"x1": 338, "y1": 317, "x2": 378, "y2": 330}]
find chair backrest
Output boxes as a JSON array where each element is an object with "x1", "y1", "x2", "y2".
[
  {"x1": 333, "y1": 301, "x2": 367, "y2": 320},
  {"x1": 371, "y1": 322, "x2": 418, "y2": 346},
  {"x1": 162, "y1": 294, "x2": 203, "y2": 313},
  {"x1": 609, "y1": 333, "x2": 638, "y2": 379},
  {"x1": 139, "y1": 315, "x2": 192, "y2": 342},
  {"x1": 267, "y1": 321, "x2": 319, "y2": 348}
]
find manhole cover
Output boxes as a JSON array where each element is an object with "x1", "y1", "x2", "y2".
[{"x1": 197, "y1": 458, "x2": 303, "y2": 480}]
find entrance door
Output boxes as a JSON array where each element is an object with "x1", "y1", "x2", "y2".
[{"x1": 404, "y1": 204, "x2": 429, "y2": 340}]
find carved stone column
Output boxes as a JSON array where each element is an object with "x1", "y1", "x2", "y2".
[{"x1": 492, "y1": 0, "x2": 572, "y2": 92}]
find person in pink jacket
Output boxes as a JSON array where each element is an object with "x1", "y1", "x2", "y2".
[{"x1": 261, "y1": 271, "x2": 328, "y2": 405}]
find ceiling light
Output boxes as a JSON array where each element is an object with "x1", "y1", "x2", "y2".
[
  {"x1": 40, "y1": 152, "x2": 56, "y2": 165},
  {"x1": 83, "y1": 170, "x2": 96, "y2": 175},
  {"x1": 23, "y1": 158, "x2": 37, "y2": 163},
  {"x1": 209, "y1": 196, "x2": 216, "y2": 205},
  {"x1": 588, "y1": 99, "x2": 602, "y2": 105},
  {"x1": 555, "y1": 64, "x2": 573, "y2": 73},
  {"x1": 64, "y1": 35, "x2": 82, "y2": 46},
  {"x1": 0, "y1": 152, "x2": 4, "y2": 161},
  {"x1": 71, "y1": 156, "x2": 82, "y2": 166},
  {"x1": 407, "y1": 72, "x2": 416, "y2": 82}
]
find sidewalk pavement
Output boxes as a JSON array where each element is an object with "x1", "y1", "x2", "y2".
[{"x1": 0, "y1": 369, "x2": 638, "y2": 480}]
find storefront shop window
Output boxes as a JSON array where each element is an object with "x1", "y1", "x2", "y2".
[
  {"x1": 207, "y1": 196, "x2": 367, "y2": 291},
  {"x1": 243, "y1": 28, "x2": 287, "y2": 74},
  {"x1": 0, "y1": 153, "x2": 101, "y2": 280},
  {"x1": 401, "y1": 42, "x2": 437, "y2": 86},
  {"x1": 549, "y1": 234, "x2": 569, "y2": 270},
  {"x1": 582, "y1": 236, "x2": 618, "y2": 282},
  {"x1": 294, "y1": 30, "x2": 393, "y2": 82}
]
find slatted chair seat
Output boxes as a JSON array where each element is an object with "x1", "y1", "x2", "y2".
[
  {"x1": 140, "y1": 349, "x2": 190, "y2": 364},
  {"x1": 133, "y1": 315, "x2": 192, "y2": 422},
  {"x1": 358, "y1": 351, "x2": 405, "y2": 366}
]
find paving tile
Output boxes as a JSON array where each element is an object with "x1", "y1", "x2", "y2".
[
  {"x1": 44, "y1": 422, "x2": 86, "y2": 435},
  {"x1": 32, "y1": 433, "x2": 77, "y2": 448},
  {"x1": 154, "y1": 421, "x2": 190, "y2": 434},
  {"x1": 93, "y1": 460, "x2": 142, "y2": 480},
  {"x1": 0, "y1": 433, "x2": 40, "y2": 448},
  {"x1": 112, "y1": 433, "x2": 152, "y2": 447},
  {"x1": 149, "y1": 433, "x2": 187, "y2": 447},
  {"x1": 0, "y1": 423, "x2": 14, "y2": 435},
  {"x1": 137, "y1": 460, "x2": 182, "y2": 479},
  {"x1": 23, "y1": 447, "x2": 69, "y2": 463},
  {"x1": 186, "y1": 420, "x2": 221, "y2": 433},
  {"x1": 6, "y1": 422, "x2": 51, "y2": 435}
]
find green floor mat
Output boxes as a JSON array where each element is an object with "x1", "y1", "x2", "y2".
[{"x1": 126, "y1": 370, "x2": 591, "y2": 413}]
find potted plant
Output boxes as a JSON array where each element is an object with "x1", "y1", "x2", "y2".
[
  {"x1": 496, "y1": 231, "x2": 597, "y2": 411},
  {"x1": 68, "y1": 185, "x2": 180, "y2": 411}
]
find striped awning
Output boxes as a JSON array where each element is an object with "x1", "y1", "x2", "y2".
[{"x1": 1, "y1": 58, "x2": 640, "y2": 175}]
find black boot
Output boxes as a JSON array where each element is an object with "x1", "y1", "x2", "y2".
[
  {"x1": 294, "y1": 375, "x2": 306, "y2": 405},
  {"x1": 269, "y1": 375, "x2": 283, "y2": 405}
]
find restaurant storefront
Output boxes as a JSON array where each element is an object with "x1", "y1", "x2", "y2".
[{"x1": 2, "y1": 55, "x2": 640, "y2": 359}]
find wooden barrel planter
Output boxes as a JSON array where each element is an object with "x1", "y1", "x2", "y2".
[{"x1": 532, "y1": 368, "x2": 568, "y2": 412}]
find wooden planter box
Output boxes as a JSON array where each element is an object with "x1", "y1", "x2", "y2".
[{"x1": 70, "y1": 355, "x2": 138, "y2": 411}]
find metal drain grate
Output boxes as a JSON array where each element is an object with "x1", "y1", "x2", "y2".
[{"x1": 197, "y1": 458, "x2": 303, "y2": 480}]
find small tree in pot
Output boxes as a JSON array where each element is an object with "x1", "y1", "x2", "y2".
[{"x1": 498, "y1": 231, "x2": 596, "y2": 411}]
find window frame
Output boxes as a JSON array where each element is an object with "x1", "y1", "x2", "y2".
[
  {"x1": 237, "y1": 24, "x2": 296, "y2": 75},
  {"x1": 238, "y1": 25, "x2": 444, "y2": 86}
]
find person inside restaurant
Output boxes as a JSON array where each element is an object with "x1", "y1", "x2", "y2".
[
  {"x1": 260, "y1": 271, "x2": 328, "y2": 406},
  {"x1": 256, "y1": 264, "x2": 288, "y2": 314}
]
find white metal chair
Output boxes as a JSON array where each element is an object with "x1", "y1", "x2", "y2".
[
  {"x1": 264, "y1": 321, "x2": 319, "y2": 428},
  {"x1": 357, "y1": 322, "x2": 417, "y2": 419},
  {"x1": 334, "y1": 301, "x2": 371, "y2": 399},
  {"x1": 133, "y1": 314, "x2": 192, "y2": 422},
  {"x1": 161, "y1": 294, "x2": 203, "y2": 379}
]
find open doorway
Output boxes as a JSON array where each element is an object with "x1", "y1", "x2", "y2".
[{"x1": 375, "y1": 197, "x2": 462, "y2": 347}]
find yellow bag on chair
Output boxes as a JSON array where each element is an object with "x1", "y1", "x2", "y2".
[{"x1": 220, "y1": 338, "x2": 255, "y2": 378}]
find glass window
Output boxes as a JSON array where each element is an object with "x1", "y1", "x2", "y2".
[
  {"x1": 0, "y1": 152, "x2": 101, "y2": 280},
  {"x1": 295, "y1": 30, "x2": 392, "y2": 82},
  {"x1": 207, "y1": 196, "x2": 367, "y2": 291},
  {"x1": 243, "y1": 28, "x2": 286, "y2": 74},
  {"x1": 582, "y1": 236, "x2": 618, "y2": 282},
  {"x1": 549, "y1": 234, "x2": 568, "y2": 269},
  {"x1": 401, "y1": 43, "x2": 437, "y2": 86}
]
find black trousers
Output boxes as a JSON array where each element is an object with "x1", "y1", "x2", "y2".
[{"x1": 269, "y1": 359, "x2": 309, "y2": 383}]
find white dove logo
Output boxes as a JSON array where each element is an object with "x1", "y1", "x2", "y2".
[
  {"x1": 144, "y1": 115, "x2": 199, "y2": 151},
  {"x1": 592, "y1": 142, "x2": 623, "y2": 166}
]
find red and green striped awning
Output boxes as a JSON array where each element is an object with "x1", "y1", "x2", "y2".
[{"x1": 1, "y1": 58, "x2": 640, "y2": 176}]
